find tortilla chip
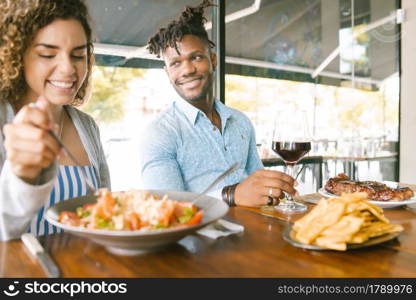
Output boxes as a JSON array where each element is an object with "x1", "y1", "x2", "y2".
[
  {"x1": 350, "y1": 222, "x2": 403, "y2": 243},
  {"x1": 293, "y1": 198, "x2": 330, "y2": 232},
  {"x1": 314, "y1": 236, "x2": 347, "y2": 251},
  {"x1": 294, "y1": 200, "x2": 346, "y2": 244},
  {"x1": 291, "y1": 192, "x2": 404, "y2": 250},
  {"x1": 320, "y1": 215, "x2": 364, "y2": 240}
]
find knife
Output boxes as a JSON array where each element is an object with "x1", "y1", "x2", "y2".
[
  {"x1": 21, "y1": 233, "x2": 60, "y2": 278},
  {"x1": 192, "y1": 162, "x2": 239, "y2": 205}
]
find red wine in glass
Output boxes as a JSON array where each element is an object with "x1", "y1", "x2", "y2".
[
  {"x1": 271, "y1": 141, "x2": 311, "y2": 166},
  {"x1": 271, "y1": 109, "x2": 311, "y2": 213}
]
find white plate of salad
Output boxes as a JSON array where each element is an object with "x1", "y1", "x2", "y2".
[{"x1": 46, "y1": 189, "x2": 228, "y2": 255}]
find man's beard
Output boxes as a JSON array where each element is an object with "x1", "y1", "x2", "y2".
[{"x1": 174, "y1": 72, "x2": 213, "y2": 103}]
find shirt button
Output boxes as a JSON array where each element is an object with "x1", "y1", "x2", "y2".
[
  {"x1": 213, "y1": 127, "x2": 216, "y2": 131},
  {"x1": 224, "y1": 146, "x2": 227, "y2": 151}
]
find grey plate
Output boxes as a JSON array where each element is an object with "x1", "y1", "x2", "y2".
[
  {"x1": 45, "y1": 190, "x2": 228, "y2": 256},
  {"x1": 282, "y1": 225, "x2": 400, "y2": 251}
]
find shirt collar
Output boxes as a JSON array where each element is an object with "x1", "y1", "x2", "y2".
[
  {"x1": 174, "y1": 97, "x2": 200, "y2": 125},
  {"x1": 174, "y1": 97, "x2": 232, "y2": 126},
  {"x1": 214, "y1": 99, "x2": 232, "y2": 122}
]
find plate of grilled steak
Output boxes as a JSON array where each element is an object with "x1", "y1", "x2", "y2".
[{"x1": 317, "y1": 174, "x2": 416, "y2": 208}]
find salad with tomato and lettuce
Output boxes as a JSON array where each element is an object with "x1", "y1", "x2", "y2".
[{"x1": 59, "y1": 189, "x2": 204, "y2": 231}]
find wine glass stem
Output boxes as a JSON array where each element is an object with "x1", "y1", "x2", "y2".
[{"x1": 285, "y1": 164, "x2": 296, "y2": 203}]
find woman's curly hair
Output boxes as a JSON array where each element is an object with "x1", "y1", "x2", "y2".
[
  {"x1": 0, "y1": 0, "x2": 94, "y2": 107},
  {"x1": 147, "y1": 0, "x2": 215, "y2": 58}
]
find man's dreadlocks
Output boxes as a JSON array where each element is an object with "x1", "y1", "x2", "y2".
[{"x1": 147, "y1": 0, "x2": 216, "y2": 58}]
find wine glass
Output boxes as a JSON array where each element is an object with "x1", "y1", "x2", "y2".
[{"x1": 271, "y1": 109, "x2": 311, "y2": 213}]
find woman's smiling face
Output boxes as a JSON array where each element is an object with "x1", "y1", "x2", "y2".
[{"x1": 22, "y1": 18, "x2": 88, "y2": 105}]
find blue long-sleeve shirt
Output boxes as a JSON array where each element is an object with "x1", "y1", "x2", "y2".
[{"x1": 139, "y1": 98, "x2": 263, "y2": 199}]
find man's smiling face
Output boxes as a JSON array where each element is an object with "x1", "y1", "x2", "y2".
[{"x1": 163, "y1": 34, "x2": 216, "y2": 104}]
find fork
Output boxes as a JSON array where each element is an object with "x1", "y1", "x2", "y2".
[
  {"x1": 28, "y1": 102, "x2": 96, "y2": 193},
  {"x1": 48, "y1": 129, "x2": 96, "y2": 193}
]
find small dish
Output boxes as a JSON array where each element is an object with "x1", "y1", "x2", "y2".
[{"x1": 282, "y1": 225, "x2": 400, "y2": 251}]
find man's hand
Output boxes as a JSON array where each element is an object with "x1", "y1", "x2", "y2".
[
  {"x1": 234, "y1": 169, "x2": 298, "y2": 207},
  {"x1": 3, "y1": 96, "x2": 61, "y2": 183}
]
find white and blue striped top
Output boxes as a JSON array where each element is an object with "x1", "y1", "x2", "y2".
[{"x1": 28, "y1": 165, "x2": 98, "y2": 236}]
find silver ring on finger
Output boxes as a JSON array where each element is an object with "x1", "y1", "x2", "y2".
[{"x1": 267, "y1": 187, "x2": 274, "y2": 206}]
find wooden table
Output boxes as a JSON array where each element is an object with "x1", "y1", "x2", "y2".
[{"x1": 1, "y1": 192, "x2": 416, "y2": 278}]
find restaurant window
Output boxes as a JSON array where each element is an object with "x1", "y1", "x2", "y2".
[
  {"x1": 82, "y1": 0, "x2": 400, "y2": 192},
  {"x1": 224, "y1": 0, "x2": 401, "y2": 191}
]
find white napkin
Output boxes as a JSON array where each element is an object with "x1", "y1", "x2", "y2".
[{"x1": 197, "y1": 219, "x2": 244, "y2": 239}]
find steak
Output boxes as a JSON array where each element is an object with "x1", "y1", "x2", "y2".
[{"x1": 324, "y1": 174, "x2": 414, "y2": 202}]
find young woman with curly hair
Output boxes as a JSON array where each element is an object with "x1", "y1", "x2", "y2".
[{"x1": 0, "y1": 0, "x2": 110, "y2": 240}]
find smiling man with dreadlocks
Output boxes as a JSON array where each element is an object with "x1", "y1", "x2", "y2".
[{"x1": 140, "y1": 0, "x2": 297, "y2": 207}]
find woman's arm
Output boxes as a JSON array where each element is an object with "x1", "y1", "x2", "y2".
[
  {"x1": 0, "y1": 160, "x2": 56, "y2": 241},
  {"x1": 0, "y1": 97, "x2": 59, "y2": 241}
]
